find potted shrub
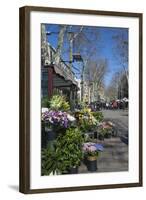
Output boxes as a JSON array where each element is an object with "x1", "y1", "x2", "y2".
[
  {"x1": 55, "y1": 127, "x2": 84, "y2": 174},
  {"x1": 82, "y1": 142, "x2": 104, "y2": 172},
  {"x1": 41, "y1": 142, "x2": 59, "y2": 175},
  {"x1": 92, "y1": 111, "x2": 104, "y2": 122}
]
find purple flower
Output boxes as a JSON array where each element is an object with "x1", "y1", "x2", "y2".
[
  {"x1": 82, "y1": 142, "x2": 104, "y2": 154},
  {"x1": 82, "y1": 142, "x2": 97, "y2": 152},
  {"x1": 42, "y1": 110, "x2": 70, "y2": 128},
  {"x1": 94, "y1": 144, "x2": 104, "y2": 151}
]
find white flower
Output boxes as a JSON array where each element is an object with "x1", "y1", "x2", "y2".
[
  {"x1": 67, "y1": 114, "x2": 76, "y2": 122},
  {"x1": 42, "y1": 107, "x2": 49, "y2": 113}
]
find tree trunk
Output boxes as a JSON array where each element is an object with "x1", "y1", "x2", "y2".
[{"x1": 53, "y1": 25, "x2": 67, "y2": 66}]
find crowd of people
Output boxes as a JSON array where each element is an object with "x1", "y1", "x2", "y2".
[
  {"x1": 75, "y1": 99, "x2": 128, "y2": 112},
  {"x1": 103, "y1": 100, "x2": 128, "y2": 110}
]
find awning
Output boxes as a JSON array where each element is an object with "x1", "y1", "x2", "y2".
[{"x1": 53, "y1": 65, "x2": 78, "y2": 86}]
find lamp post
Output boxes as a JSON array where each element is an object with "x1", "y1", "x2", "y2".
[{"x1": 73, "y1": 54, "x2": 84, "y2": 101}]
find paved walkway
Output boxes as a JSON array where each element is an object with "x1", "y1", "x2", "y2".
[{"x1": 78, "y1": 110, "x2": 128, "y2": 174}]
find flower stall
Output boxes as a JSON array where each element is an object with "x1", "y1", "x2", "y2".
[
  {"x1": 41, "y1": 95, "x2": 118, "y2": 175},
  {"x1": 96, "y1": 121, "x2": 117, "y2": 140}
]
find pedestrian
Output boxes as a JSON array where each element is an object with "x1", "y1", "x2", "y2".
[
  {"x1": 106, "y1": 102, "x2": 109, "y2": 110},
  {"x1": 113, "y1": 101, "x2": 117, "y2": 110}
]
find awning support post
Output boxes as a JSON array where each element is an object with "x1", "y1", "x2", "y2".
[{"x1": 48, "y1": 67, "x2": 53, "y2": 98}]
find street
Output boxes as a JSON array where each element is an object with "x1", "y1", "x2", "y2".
[
  {"x1": 79, "y1": 109, "x2": 129, "y2": 173},
  {"x1": 102, "y1": 109, "x2": 128, "y2": 144},
  {"x1": 102, "y1": 109, "x2": 128, "y2": 135}
]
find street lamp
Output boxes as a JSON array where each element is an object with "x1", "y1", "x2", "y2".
[
  {"x1": 46, "y1": 31, "x2": 59, "y2": 35},
  {"x1": 73, "y1": 53, "x2": 84, "y2": 101}
]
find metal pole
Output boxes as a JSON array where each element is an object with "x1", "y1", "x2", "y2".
[{"x1": 81, "y1": 61, "x2": 84, "y2": 102}]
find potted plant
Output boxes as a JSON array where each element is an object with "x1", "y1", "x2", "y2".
[
  {"x1": 41, "y1": 95, "x2": 74, "y2": 144},
  {"x1": 97, "y1": 121, "x2": 113, "y2": 140},
  {"x1": 75, "y1": 107, "x2": 98, "y2": 133},
  {"x1": 49, "y1": 95, "x2": 70, "y2": 111},
  {"x1": 41, "y1": 121, "x2": 55, "y2": 148},
  {"x1": 82, "y1": 142, "x2": 104, "y2": 172},
  {"x1": 55, "y1": 127, "x2": 84, "y2": 174},
  {"x1": 41, "y1": 96, "x2": 50, "y2": 108},
  {"x1": 92, "y1": 111, "x2": 104, "y2": 122},
  {"x1": 98, "y1": 131, "x2": 105, "y2": 141},
  {"x1": 41, "y1": 142, "x2": 59, "y2": 175},
  {"x1": 42, "y1": 110, "x2": 76, "y2": 140}
]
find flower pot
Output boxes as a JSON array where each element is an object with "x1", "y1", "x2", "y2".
[
  {"x1": 45, "y1": 128, "x2": 57, "y2": 141},
  {"x1": 87, "y1": 156, "x2": 97, "y2": 172},
  {"x1": 112, "y1": 128, "x2": 118, "y2": 137},
  {"x1": 94, "y1": 131, "x2": 98, "y2": 139},
  {"x1": 98, "y1": 134, "x2": 104, "y2": 141},
  {"x1": 41, "y1": 123, "x2": 46, "y2": 148},
  {"x1": 104, "y1": 132, "x2": 112, "y2": 139},
  {"x1": 41, "y1": 127, "x2": 58, "y2": 148},
  {"x1": 68, "y1": 166, "x2": 78, "y2": 174},
  {"x1": 62, "y1": 167, "x2": 78, "y2": 175}
]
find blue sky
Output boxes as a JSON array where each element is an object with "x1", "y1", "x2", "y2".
[{"x1": 44, "y1": 24, "x2": 128, "y2": 87}]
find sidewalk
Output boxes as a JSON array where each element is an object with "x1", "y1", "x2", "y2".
[
  {"x1": 78, "y1": 137, "x2": 128, "y2": 174},
  {"x1": 78, "y1": 110, "x2": 128, "y2": 174}
]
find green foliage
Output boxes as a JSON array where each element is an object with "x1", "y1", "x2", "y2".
[
  {"x1": 92, "y1": 112, "x2": 103, "y2": 122},
  {"x1": 55, "y1": 128, "x2": 84, "y2": 173},
  {"x1": 87, "y1": 150, "x2": 99, "y2": 157},
  {"x1": 77, "y1": 101, "x2": 87, "y2": 109},
  {"x1": 41, "y1": 96, "x2": 50, "y2": 108},
  {"x1": 98, "y1": 122, "x2": 113, "y2": 138},
  {"x1": 75, "y1": 108, "x2": 98, "y2": 133},
  {"x1": 49, "y1": 95, "x2": 70, "y2": 111},
  {"x1": 80, "y1": 120, "x2": 93, "y2": 132},
  {"x1": 41, "y1": 128, "x2": 85, "y2": 175},
  {"x1": 41, "y1": 143, "x2": 58, "y2": 175}
]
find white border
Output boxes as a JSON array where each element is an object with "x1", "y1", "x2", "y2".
[{"x1": 30, "y1": 11, "x2": 139, "y2": 189}]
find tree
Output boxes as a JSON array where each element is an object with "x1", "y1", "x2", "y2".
[
  {"x1": 105, "y1": 69, "x2": 128, "y2": 101},
  {"x1": 41, "y1": 24, "x2": 50, "y2": 65},
  {"x1": 41, "y1": 24, "x2": 67, "y2": 66},
  {"x1": 84, "y1": 59, "x2": 108, "y2": 101},
  {"x1": 105, "y1": 72, "x2": 119, "y2": 101},
  {"x1": 113, "y1": 32, "x2": 129, "y2": 83},
  {"x1": 42, "y1": 24, "x2": 108, "y2": 102}
]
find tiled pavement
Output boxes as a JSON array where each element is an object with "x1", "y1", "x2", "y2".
[
  {"x1": 78, "y1": 110, "x2": 128, "y2": 174},
  {"x1": 78, "y1": 137, "x2": 128, "y2": 173}
]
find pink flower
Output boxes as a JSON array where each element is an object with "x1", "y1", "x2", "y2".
[{"x1": 88, "y1": 146, "x2": 97, "y2": 152}]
